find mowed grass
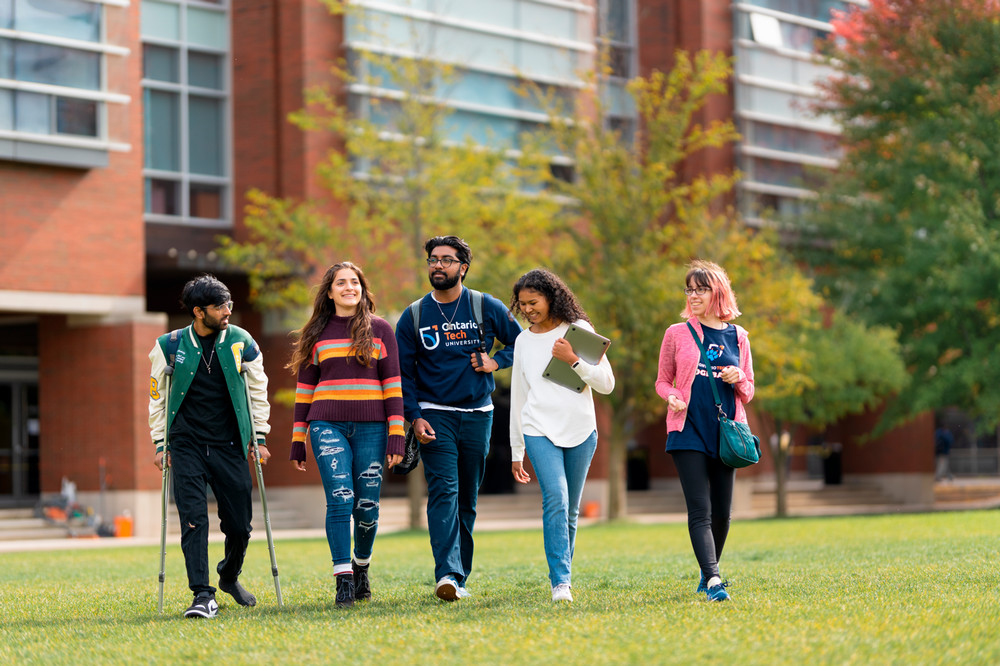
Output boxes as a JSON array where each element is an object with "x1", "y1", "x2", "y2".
[{"x1": 1, "y1": 510, "x2": 997, "y2": 665}]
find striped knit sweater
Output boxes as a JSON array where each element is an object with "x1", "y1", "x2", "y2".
[{"x1": 290, "y1": 315, "x2": 405, "y2": 461}]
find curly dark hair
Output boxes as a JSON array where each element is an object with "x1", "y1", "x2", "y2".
[
  {"x1": 287, "y1": 262, "x2": 378, "y2": 372},
  {"x1": 510, "y1": 268, "x2": 590, "y2": 326}
]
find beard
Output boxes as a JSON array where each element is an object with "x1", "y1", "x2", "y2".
[
  {"x1": 202, "y1": 312, "x2": 229, "y2": 332},
  {"x1": 429, "y1": 271, "x2": 461, "y2": 290}
]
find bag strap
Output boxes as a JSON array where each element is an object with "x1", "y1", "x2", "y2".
[
  {"x1": 165, "y1": 328, "x2": 182, "y2": 370},
  {"x1": 468, "y1": 288, "x2": 486, "y2": 350},
  {"x1": 408, "y1": 298, "x2": 422, "y2": 346},
  {"x1": 686, "y1": 322, "x2": 724, "y2": 415}
]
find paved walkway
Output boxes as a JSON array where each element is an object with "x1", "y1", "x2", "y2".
[{"x1": 2, "y1": 477, "x2": 998, "y2": 554}]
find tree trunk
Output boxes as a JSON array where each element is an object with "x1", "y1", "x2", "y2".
[
  {"x1": 606, "y1": 411, "x2": 630, "y2": 520},
  {"x1": 772, "y1": 421, "x2": 788, "y2": 518}
]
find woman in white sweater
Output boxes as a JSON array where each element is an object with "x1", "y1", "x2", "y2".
[{"x1": 509, "y1": 269, "x2": 615, "y2": 602}]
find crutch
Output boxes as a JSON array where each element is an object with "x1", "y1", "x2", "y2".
[
  {"x1": 157, "y1": 363, "x2": 174, "y2": 614},
  {"x1": 243, "y1": 371, "x2": 283, "y2": 607}
]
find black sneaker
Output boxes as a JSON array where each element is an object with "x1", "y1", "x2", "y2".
[
  {"x1": 219, "y1": 579, "x2": 257, "y2": 607},
  {"x1": 184, "y1": 595, "x2": 218, "y2": 619},
  {"x1": 336, "y1": 574, "x2": 355, "y2": 608},
  {"x1": 353, "y1": 561, "x2": 371, "y2": 601}
]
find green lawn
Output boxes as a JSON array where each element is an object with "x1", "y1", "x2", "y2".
[{"x1": 1, "y1": 510, "x2": 997, "y2": 665}]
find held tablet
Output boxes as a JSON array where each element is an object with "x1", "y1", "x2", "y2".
[{"x1": 542, "y1": 325, "x2": 612, "y2": 393}]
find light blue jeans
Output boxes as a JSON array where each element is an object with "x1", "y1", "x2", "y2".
[
  {"x1": 310, "y1": 421, "x2": 387, "y2": 566},
  {"x1": 524, "y1": 431, "x2": 598, "y2": 587}
]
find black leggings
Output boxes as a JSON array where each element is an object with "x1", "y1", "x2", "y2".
[{"x1": 671, "y1": 450, "x2": 735, "y2": 581}]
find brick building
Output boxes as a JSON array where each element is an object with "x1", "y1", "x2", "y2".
[{"x1": 0, "y1": 0, "x2": 934, "y2": 535}]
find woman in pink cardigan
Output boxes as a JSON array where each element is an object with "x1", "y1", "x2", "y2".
[{"x1": 655, "y1": 260, "x2": 755, "y2": 602}]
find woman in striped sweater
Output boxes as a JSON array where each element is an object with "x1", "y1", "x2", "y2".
[{"x1": 288, "y1": 261, "x2": 405, "y2": 608}]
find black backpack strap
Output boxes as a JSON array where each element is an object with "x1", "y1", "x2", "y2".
[
  {"x1": 165, "y1": 328, "x2": 182, "y2": 373},
  {"x1": 408, "y1": 299, "x2": 422, "y2": 346}
]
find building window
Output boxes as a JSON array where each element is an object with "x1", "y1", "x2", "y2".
[
  {"x1": 0, "y1": 0, "x2": 128, "y2": 166},
  {"x1": 599, "y1": 0, "x2": 634, "y2": 79},
  {"x1": 141, "y1": 0, "x2": 231, "y2": 227}
]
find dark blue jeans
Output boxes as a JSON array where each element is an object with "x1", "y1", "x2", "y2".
[
  {"x1": 310, "y1": 421, "x2": 388, "y2": 566},
  {"x1": 419, "y1": 409, "x2": 493, "y2": 585}
]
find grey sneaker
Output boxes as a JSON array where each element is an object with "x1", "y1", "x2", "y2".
[{"x1": 184, "y1": 595, "x2": 218, "y2": 619}]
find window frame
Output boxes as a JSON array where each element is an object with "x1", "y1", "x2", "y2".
[
  {"x1": 141, "y1": 0, "x2": 233, "y2": 229},
  {"x1": 0, "y1": 0, "x2": 132, "y2": 166}
]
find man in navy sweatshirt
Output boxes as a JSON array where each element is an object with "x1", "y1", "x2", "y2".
[{"x1": 396, "y1": 235, "x2": 522, "y2": 601}]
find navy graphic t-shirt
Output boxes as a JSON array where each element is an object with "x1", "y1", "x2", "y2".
[{"x1": 666, "y1": 324, "x2": 739, "y2": 458}]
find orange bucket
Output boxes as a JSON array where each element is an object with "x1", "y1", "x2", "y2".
[{"x1": 114, "y1": 514, "x2": 133, "y2": 537}]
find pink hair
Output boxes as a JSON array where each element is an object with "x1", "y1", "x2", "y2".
[{"x1": 680, "y1": 260, "x2": 742, "y2": 321}]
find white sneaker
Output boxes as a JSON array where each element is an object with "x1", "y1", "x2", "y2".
[
  {"x1": 435, "y1": 576, "x2": 459, "y2": 601},
  {"x1": 456, "y1": 586, "x2": 471, "y2": 599},
  {"x1": 552, "y1": 583, "x2": 573, "y2": 602}
]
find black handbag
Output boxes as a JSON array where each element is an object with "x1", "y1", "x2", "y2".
[
  {"x1": 686, "y1": 322, "x2": 760, "y2": 468},
  {"x1": 392, "y1": 424, "x2": 421, "y2": 475}
]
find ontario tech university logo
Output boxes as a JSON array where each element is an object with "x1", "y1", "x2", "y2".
[{"x1": 420, "y1": 325, "x2": 440, "y2": 350}]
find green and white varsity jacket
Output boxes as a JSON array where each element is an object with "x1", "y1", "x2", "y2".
[{"x1": 148, "y1": 323, "x2": 271, "y2": 458}]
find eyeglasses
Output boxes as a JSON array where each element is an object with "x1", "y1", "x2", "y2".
[
  {"x1": 426, "y1": 257, "x2": 462, "y2": 267},
  {"x1": 207, "y1": 301, "x2": 234, "y2": 311},
  {"x1": 684, "y1": 287, "x2": 711, "y2": 296}
]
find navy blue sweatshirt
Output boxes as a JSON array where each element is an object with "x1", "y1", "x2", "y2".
[{"x1": 395, "y1": 287, "x2": 522, "y2": 421}]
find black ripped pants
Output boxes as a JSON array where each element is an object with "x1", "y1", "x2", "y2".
[
  {"x1": 170, "y1": 437, "x2": 253, "y2": 598},
  {"x1": 671, "y1": 449, "x2": 735, "y2": 581}
]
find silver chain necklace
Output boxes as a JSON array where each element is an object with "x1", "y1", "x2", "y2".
[
  {"x1": 202, "y1": 347, "x2": 216, "y2": 374},
  {"x1": 433, "y1": 289, "x2": 464, "y2": 325}
]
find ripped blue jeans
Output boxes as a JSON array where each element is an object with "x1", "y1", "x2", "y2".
[{"x1": 310, "y1": 421, "x2": 388, "y2": 565}]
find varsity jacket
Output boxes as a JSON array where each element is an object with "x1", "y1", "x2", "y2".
[{"x1": 148, "y1": 323, "x2": 271, "y2": 458}]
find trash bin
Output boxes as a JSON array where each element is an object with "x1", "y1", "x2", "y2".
[{"x1": 822, "y1": 442, "x2": 843, "y2": 485}]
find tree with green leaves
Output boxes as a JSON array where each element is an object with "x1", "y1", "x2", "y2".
[
  {"x1": 754, "y1": 312, "x2": 908, "y2": 515},
  {"x1": 217, "y1": 0, "x2": 562, "y2": 529},
  {"x1": 537, "y1": 51, "x2": 826, "y2": 518},
  {"x1": 798, "y1": 0, "x2": 1000, "y2": 430},
  {"x1": 218, "y1": 0, "x2": 560, "y2": 319}
]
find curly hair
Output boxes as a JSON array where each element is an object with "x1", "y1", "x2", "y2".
[
  {"x1": 287, "y1": 262, "x2": 378, "y2": 372},
  {"x1": 510, "y1": 268, "x2": 591, "y2": 326}
]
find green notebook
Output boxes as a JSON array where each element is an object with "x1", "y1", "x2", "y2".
[{"x1": 541, "y1": 324, "x2": 612, "y2": 393}]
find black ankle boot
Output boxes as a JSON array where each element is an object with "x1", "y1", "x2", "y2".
[
  {"x1": 335, "y1": 574, "x2": 355, "y2": 608},
  {"x1": 353, "y1": 561, "x2": 371, "y2": 601}
]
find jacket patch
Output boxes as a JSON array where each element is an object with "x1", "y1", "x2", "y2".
[
  {"x1": 232, "y1": 342, "x2": 245, "y2": 374},
  {"x1": 175, "y1": 350, "x2": 186, "y2": 365},
  {"x1": 150, "y1": 377, "x2": 160, "y2": 400}
]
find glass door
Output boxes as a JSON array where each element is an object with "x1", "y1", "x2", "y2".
[{"x1": 0, "y1": 359, "x2": 40, "y2": 506}]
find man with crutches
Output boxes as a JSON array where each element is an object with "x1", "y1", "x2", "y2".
[{"x1": 149, "y1": 275, "x2": 271, "y2": 618}]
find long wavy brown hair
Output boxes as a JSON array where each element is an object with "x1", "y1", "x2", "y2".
[{"x1": 287, "y1": 262, "x2": 378, "y2": 372}]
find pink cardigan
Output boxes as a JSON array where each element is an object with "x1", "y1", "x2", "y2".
[{"x1": 654, "y1": 318, "x2": 755, "y2": 435}]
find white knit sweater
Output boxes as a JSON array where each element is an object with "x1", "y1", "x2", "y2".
[{"x1": 509, "y1": 320, "x2": 615, "y2": 462}]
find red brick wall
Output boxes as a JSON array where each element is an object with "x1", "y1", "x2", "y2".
[
  {"x1": 38, "y1": 316, "x2": 166, "y2": 493},
  {"x1": 0, "y1": 3, "x2": 144, "y2": 298},
  {"x1": 637, "y1": 0, "x2": 736, "y2": 201},
  {"x1": 832, "y1": 410, "x2": 934, "y2": 475},
  {"x1": 231, "y1": 0, "x2": 344, "y2": 227}
]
